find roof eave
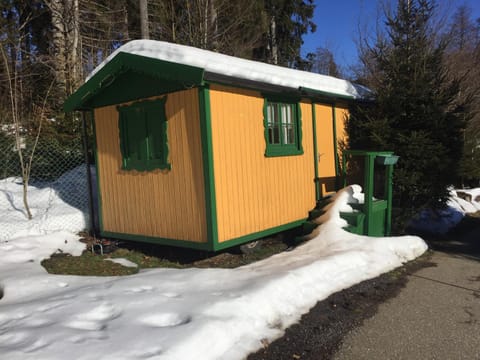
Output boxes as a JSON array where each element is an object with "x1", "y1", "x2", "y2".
[{"x1": 64, "y1": 52, "x2": 205, "y2": 112}]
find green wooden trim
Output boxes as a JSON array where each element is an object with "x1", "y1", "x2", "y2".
[
  {"x1": 212, "y1": 219, "x2": 306, "y2": 251},
  {"x1": 385, "y1": 164, "x2": 394, "y2": 236},
  {"x1": 198, "y1": 85, "x2": 219, "y2": 249},
  {"x1": 64, "y1": 52, "x2": 205, "y2": 112},
  {"x1": 205, "y1": 80, "x2": 358, "y2": 104},
  {"x1": 261, "y1": 92, "x2": 302, "y2": 103},
  {"x1": 311, "y1": 103, "x2": 320, "y2": 201},
  {"x1": 364, "y1": 154, "x2": 375, "y2": 235},
  {"x1": 91, "y1": 110, "x2": 104, "y2": 235},
  {"x1": 345, "y1": 150, "x2": 393, "y2": 156},
  {"x1": 263, "y1": 98, "x2": 304, "y2": 157},
  {"x1": 64, "y1": 51, "x2": 362, "y2": 112},
  {"x1": 117, "y1": 97, "x2": 171, "y2": 171},
  {"x1": 332, "y1": 105, "x2": 339, "y2": 179},
  {"x1": 101, "y1": 231, "x2": 212, "y2": 251},
  {"x1": 101, "y1": 219, "x2": 305, "y2": 252}
]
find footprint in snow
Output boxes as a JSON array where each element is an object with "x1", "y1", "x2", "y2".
[
  {"x1": 65, "y1": 320, "x2": 107, "y2": 331},
  {"x1": 124, "y1": 285, "x2": 155, "y2": 294},
  {"x1": 23, "y1": 317, "x2": 54, "y2": 328},
  {"x1": 0, "y1": 331, "x2": 35, "y2": 349},
  {"x1": 69, "y1": 331, "x2": 109, "y2": 344},
  {"x1": 161, "y1": 292, "x2": 180, "y2": 298},
  {"x1": 0, "y1": 310, "x2": 30, "y2": 327},
  {"x1": 128, "y1": 346, "x2": 163, "y2": 358},
  {"x1": 64, "y1": 303, "x2": 121, "y2": 331},
  {"x1": 36, "y1": 301, "x2": 67, "y2": 313},
  {"x1": 139, "y1": 313, "x2": 191, "y2": 328},
  {"x1": 23, "y1": 338, "x2": 51, "y2": 353}
]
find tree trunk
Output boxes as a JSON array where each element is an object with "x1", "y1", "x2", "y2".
[
  {"x1": 48, "y1": 0, "x2": 67, "y2": 98},
  {"x1": 140, "y1": 0, "x2": 150, "y2": 39},
  {"x1": 209, "y1": 0, "x2": 218, "y2": 51},
  {"x1": 71, "y1": 0, "x2": 80, "y2": 89},
  {"x1": 270, "y1": 15, "x2": 278, "y2": 64}
]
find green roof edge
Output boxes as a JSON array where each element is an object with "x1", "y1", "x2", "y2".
[{"x1": 64, "y1": 52, "x2": 205, "y2": 112}]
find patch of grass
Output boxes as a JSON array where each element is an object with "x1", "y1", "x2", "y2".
[
  {"x1": 41, "y1": 251, "x2": 139, "y2": 276},
  {"x1": 41, "y1": 246, "x2": 187, "y2": 276},
  {"x1": 41, "y1": 233, "x2": 295, "y2": 276},
  {"x1": 109, "y1": 248, "x2": 184, "y2": 269}
]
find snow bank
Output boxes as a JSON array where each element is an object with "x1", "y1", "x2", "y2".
[
  {"x1": 0, "y1": 165, "x2": 89, "y2": 241},
  {"x1": 87, "y1": 40, "x2": 369, "y2": 100},
  {"x1": 0, "y1": 185, "x2": 426, "y2": 360},
  {"x1": 409, "y1": 187, "x2": 480, "y2": 235}
]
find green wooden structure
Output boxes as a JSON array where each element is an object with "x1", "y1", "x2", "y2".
[{"x1": 340, "y1": 150, "x2": 399, "y2": 236}]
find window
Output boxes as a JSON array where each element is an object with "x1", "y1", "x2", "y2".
[
  {"x1": 117, "y1": 97, "x2": 170, "y2": 171},
  {"x1": 264, "y1": 98, "x2": 303, "y2": 157}
]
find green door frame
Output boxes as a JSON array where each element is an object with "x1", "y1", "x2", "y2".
[
  {"x1": 311, "y1": 103, "x2": 321, "y2": 202},
  {"x1": 311, "y1": 101, "x2": 341, "y2": 202}
]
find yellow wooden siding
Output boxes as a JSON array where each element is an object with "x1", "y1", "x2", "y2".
[
  {"x1": 335, "y1": 104, "x2": 349, "y2": 156},
  {"x1": 315, "y1": 103, "x2": 336, "y2": 195},
  {"x1": 314, "y1": 103, "x2": 349, "y2": 195},
  {"x1": 94, "y1": 88, "x2": 207, "y2": 243},
  {"x1": 209, "y1": 85, "x2": 315, "y2": 243}
]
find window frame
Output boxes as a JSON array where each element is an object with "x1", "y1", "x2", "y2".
[
  {"x1": 263, "y1": 97, "x2": 303, "y2": 157},
  {"x1": 117, "y1": 97, "x2": 171, "y2": 171}
]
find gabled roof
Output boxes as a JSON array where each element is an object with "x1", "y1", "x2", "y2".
[{"x1": 65, "y1": 40, "x2": 370, "y2": 112}]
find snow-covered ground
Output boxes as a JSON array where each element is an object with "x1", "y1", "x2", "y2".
[
  {"x1": 0, "y1": 165, "x2": 90, "y2": 241},
  {"x1": 0, "y1": 185, "x2": 428, "y2": 360},
  {"x1": 409, "y1": 187, "x2": 480, "y2": 234}
]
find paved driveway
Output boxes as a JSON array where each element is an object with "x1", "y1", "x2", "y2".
[{"x1": 334, "y1": 251, "x2": 480, "y2": 359}]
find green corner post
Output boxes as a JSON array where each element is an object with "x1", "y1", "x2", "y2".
[
  {"x1": 385, "y1": 164, "x2": 394, "y2": 236},
  {"x1": 364, "y1": 154, "x2": 375, "y2": 235},
  {"x1": 198, "y1": 85, "x2": 219, "y2": 251},
  {"x1": 311, "y1": 103, "x2": 320, "y2": 201}
]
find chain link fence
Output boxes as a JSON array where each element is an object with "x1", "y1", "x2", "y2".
[{"x1": 0, "y1": 126, "x2": 91, "y2": 241}]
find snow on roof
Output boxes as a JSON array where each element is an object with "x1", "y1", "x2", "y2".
[{"x1": 88, "y1": 40, "x2": 369, "y2": 100}]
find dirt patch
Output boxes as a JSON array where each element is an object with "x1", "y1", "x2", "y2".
[{"x1": 247, "y1": 252, "x2": 435, "y2": 360}]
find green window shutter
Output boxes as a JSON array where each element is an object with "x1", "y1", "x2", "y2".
[
  {"x1": 118, "y1": 97, "x2": 170, "y2": 171},
  {"x1": 264, "y1": 98, "x2": 303, "y2": 157}
]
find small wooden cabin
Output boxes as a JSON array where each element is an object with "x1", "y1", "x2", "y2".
[{"x1": 65, "y1": 40, "x2": 368, "y2": 251}]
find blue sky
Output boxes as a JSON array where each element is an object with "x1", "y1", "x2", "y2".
[{"x1": 301, "y1": 0, "x2": 480, "y2": 73}]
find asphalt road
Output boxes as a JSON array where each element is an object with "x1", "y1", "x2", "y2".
[
  {"x1": 247, "y1": 254, "x2": 432, "y2": 360},
  {"x1": 334, "y1": 251, "x2": 480, "y2": 360}
]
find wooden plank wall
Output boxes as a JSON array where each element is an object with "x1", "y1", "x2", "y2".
[
  {"x1": 94, "y1": 88, "x2": 208, "y2": 243},
  {"x1": 209, "y1": 84, "x2": 316, "y2": 243},
  {"x1": 315, "y1": 103, "x2": 349, "y2": 195},
  {"x1": 315, "y1": 103, "x2": 336, "y2": 195},
  {"x1": 335, "y1": 104, "x2": 349, "y2": 154}
]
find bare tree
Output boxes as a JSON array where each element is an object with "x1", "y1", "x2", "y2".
[
  {"x1": 46, "y1": 0, "x2": 81, "y2": 97},
  {"x1": 308, "y1": 47, "x2": 341, "y2": 77},
  {"x1": 149, "y1": 0, "x2": 265, "y2": 58},
  {"x1": 0, "y1": 33, "x2": 55, "y2": 220}
]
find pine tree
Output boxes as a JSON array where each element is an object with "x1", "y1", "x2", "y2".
[
  {"x1": 347, "y1": 0, "x2": 466, "y2": 224},
  {"x1": 445, "y1": 5, "x2": 480, "y2": 187},
  {"x1": 253, "y1": 0, "x2": 316, "y2": 67}
]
